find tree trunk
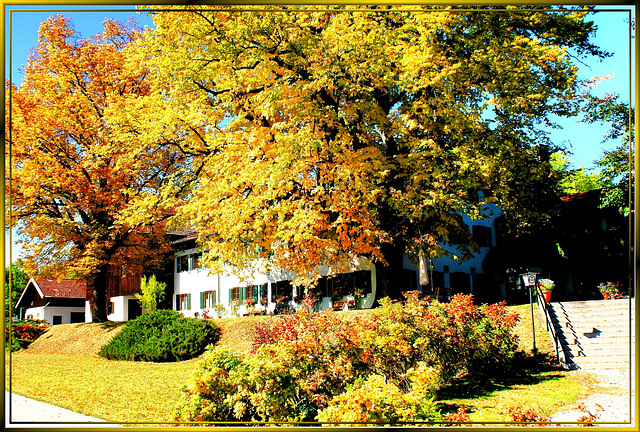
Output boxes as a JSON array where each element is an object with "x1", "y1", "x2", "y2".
[
  {"x1": 89, "y1": 265, "x2": 109, "y2": 323},
  {"x1": 374, "y1": 240, "x2": 407, "y2": 304}
]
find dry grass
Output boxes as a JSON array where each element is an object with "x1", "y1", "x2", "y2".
[{"x1": 23, "y1": 321, "x2": 125, "y2": 356}]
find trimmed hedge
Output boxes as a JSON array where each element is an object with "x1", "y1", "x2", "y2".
[{"x1": 98, "y1": 309, "x2": 220, "y2": 362}]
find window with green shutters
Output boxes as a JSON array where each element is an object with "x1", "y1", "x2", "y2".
[
  {"x1": 176, "y1": 293, "x2": 191, "y2": 311},
  {"x1": 200, "y1": 290, "x2": 216, "y2": 308}
]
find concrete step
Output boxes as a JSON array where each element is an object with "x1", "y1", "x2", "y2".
[
  {"x1": 554, "y1": 328, "x2": 631, "y2": 338},
  {"x1": 544, "y1": 299, "x2": 636, "y2": 372},
  {"x1": 561, "y1": 345, "x2": 631, "y2": 357}
]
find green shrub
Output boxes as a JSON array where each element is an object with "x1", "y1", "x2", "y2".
[{"x1": 98, "y1": 309, "x2": 220, "y2": 362}]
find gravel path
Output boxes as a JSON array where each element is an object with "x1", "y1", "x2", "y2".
[{"x1": 550, "y1": 369, "x2": 636, "y2": 427}]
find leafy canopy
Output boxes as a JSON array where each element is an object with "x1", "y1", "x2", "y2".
[
  {"x1": 7, "y1": 16, "x2": 202, "y2": 319},
  {"x1": 125, "y1": 6, "x2": 605, "y2": 287}
]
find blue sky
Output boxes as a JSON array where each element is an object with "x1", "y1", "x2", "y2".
[{"x1": 4, "y1": 4, "x2": 636, "y2": 263}]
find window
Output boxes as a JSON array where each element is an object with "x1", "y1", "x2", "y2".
[
  {"x1": 193, "y1": 252, "x2": 203, "y2": 270},
  {"x1": 230, "y1": 287, "x2": 242, "y2": 303},
  {"x1": 230, "y1": 284, "x2": 267, "y2": 304},
  {"x1": 201, "y1": 290, "x2": 216, "y2": 308},
  {"x1": 177, "y1": 252, "x2": 204, "y2": 273},
  {"x1": 107, "y1": 301, "x2": 114, "y2": 315},
  {"x1": 271, "y1": 280, "x2": 293, "y2": 302},
  {"x1": 70, "y1": 312, "x2": 84, "y2": 324},
  {"x1": 176, "y1": 294, "x2": 191, "y2": 311},
  {"x1": 472, "y1": 225, "x2": 493, "y2": 248},
  {"x1": 177, "y1": 255, "x2": 190, "y2": 273},
  {"x1": 52, "y1": 315, "x2": 62, "y2": 325}
]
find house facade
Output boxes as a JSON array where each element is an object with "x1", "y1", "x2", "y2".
[
  {"x1": 172, "y1": 234, "x2": 378, "y2": 317},
  {"x1": 16, "y1": 278, "x2": 86, "y2": 324},
  {"x1": 171, "y1": 198, "x2": 503, "y2": 317},
  {"x1": 84, "y1": 259, "x2": 174, "y2": 322}
]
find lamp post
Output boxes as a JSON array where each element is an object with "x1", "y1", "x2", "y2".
[{"x1": 520, "y1": 271, "x2": 539, "y2": 354}]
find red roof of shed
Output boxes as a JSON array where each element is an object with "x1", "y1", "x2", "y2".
[{"x1": 33, "y1": 279, "x2": 86, "y2": 299}]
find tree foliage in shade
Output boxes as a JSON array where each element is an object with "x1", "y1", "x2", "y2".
[
  {"x1": 7, "y1": 16, "x2": 197, "y2": 321},
  {"x1": 551, "y1": 152, "x2": 603, "y2": 195},
  {"x1": 4, "y1": 261, "x2": 30, "y2": 323},
  {"x1": 126, "y1": 5, "x2": 606, "y2": 297}
]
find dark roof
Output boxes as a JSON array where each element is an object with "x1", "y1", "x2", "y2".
[{"x1": 560, "y1": 189, "x2": 601, "y2": 203}]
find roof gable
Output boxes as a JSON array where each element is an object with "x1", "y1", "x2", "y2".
[
  {"x1": 16, "y1": 278, "x2": 87, "y2": 309},
  {"x1": 36, "y1": 279, "x2": 87, "y2": 298}
]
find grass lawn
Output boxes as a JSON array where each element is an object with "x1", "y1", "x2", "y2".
[{"x1": 6, "y1": 304, "x2": 596, "y2": 425}]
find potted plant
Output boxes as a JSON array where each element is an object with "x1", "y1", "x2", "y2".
[
  {"x1": 230, "y1": 300, "x2": 240, "y2": 317},
  {"x1": 538, "y1": 278, "x2": 554, "y2": 303},
  {"x1": 598, "y1": 282, "x2": 623, "y2": 300},
  {"x1": 212, "y1": 304, "x2": 227, "y2": 318}
]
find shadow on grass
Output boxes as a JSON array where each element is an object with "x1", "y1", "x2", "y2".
[
  {"x1": 98, "y1": 321, "x2": 125, "y2": 329},
  {"x1": 436, "y1": 351, "x2": 564, "y2": 414}
]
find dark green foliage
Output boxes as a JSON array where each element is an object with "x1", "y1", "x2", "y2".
[
  {"x1": 98, "y1": 310, "x2": 220, "y2": 362},
  {"x1": 5, "y1": 262, "x2": 30, "y2": 325}
]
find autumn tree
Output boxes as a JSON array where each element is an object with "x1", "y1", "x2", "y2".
[
  {"x1": 7, "y1": 16, "x2": 198, "y2": 321},
  {"x1": 581, "y1": 92, "x2": 634, "y2": 216},
  {"x1": 131, "y1": 5, "x2": 606, "y2": 298},
  {"x1": 551, "y1": 152, "x2": 603, "y2": 195}
]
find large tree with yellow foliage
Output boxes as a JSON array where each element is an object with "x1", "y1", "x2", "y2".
[
  {"x1": 7, "y1": 16, "x2": 200, "y2": 321},
  {"x1": 134, "y1": 6, "x2": 607, "y2": 298}
]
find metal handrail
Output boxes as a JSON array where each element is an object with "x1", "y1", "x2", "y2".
[{"x1": 535, "y1": 289, "x2": 569, "y2": 369}]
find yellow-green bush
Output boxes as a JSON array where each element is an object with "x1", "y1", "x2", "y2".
[
  {"x1": 175, "y1": 294, "x2": 520, "y2": 424},
  {"x1": 316, "y1": 373, "x2": 440, "y2": 425}
]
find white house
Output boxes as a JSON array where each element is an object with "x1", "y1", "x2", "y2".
[
  {"x1": 16, "y1": 278, "x2": 86, "y2": 324},
  {"x1": 172, "y1": 238, "x2": 378, "y2": 317},
  {"x1": 170, "y1": 196, "x2": 502, "y2": 317}
]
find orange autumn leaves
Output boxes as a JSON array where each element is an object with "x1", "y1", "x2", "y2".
[
  {"x1": 9, "y1": 7, "x2": 604, "y2": 291},
  {"x1": 8, "y1": 16, "x2": 182, "y2": 280}
]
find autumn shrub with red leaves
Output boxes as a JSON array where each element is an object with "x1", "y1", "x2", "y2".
[
  {"x1": 175, "y1": 293, "x2": 520, "y2": 424},
  {"x1": 501, "y1": 405, "x2": 551, "y2": 425},
  {"x1": 5, "y1": 319, "x2": 49, "y2": 351},
  {"x1": 362, "y1": 293, "x2": 520, "y2": 384},
  {"x1": 443, "y1": 407, "x2": 471, "y2": 426}
]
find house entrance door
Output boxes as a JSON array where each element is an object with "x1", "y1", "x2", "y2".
[{"x1": 128, "y1": 299, "x2": 142, "y2": 320}]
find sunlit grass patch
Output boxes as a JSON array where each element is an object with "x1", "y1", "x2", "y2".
[{"x1": 9, "y1": 352, "x2": 198, "y2": 423}]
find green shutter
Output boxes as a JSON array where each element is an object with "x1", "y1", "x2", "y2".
[
  {"x1": 186, "y1": 294, "x2": 191, "y2": 310},
  {"x1": 229, "y1": 289, "x2": 233, "y2": 305},
  {"x1": 200, "y1": 292, "x2": 205, "y2": 309}
]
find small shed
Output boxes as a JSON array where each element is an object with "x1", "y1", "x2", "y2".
[{"x1": 16, "y1": 278, "x2": 86, "y2": 324}]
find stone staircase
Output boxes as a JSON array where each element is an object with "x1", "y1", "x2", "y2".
[{"x1": 546, "y1": 299, "x2": 635, "y2": 371}]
